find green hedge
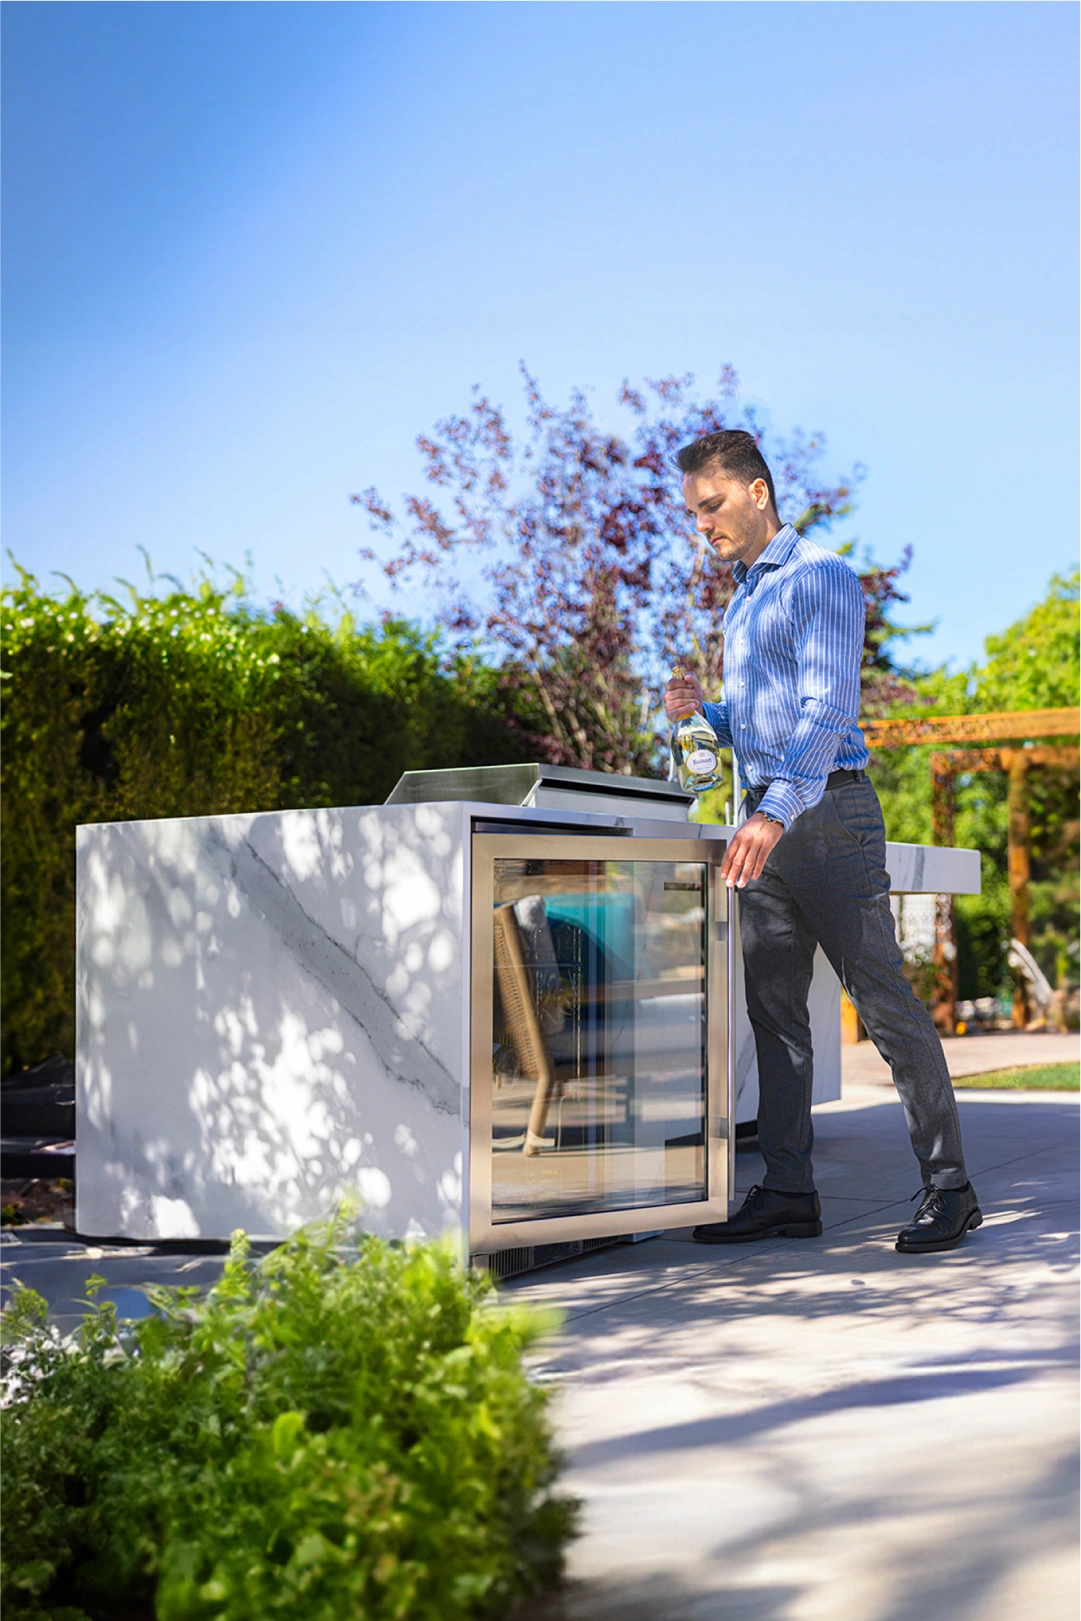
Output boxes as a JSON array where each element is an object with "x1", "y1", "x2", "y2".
[
  {"x1": 1, "y1": 1211, "x2": 578, "y2": 1620},
  {"x1": 0, "y1": 569, "x2": 524, "y2": 1076}
]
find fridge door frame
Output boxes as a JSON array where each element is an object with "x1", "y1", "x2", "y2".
[{"x1": 469, "y1": 832, "x2": 732, "y2": 1253}]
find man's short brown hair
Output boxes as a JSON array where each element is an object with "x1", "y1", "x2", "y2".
[{"x1": 675, "y1": 430, "x2": 778, "y2": 516}]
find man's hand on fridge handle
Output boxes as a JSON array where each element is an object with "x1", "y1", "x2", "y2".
[
  {"x1": 664, "y1": 670, "x2": 705, "y2": 723},
  {"x1": 722, "y1": 812, "x2": 785, "y2": 889}
]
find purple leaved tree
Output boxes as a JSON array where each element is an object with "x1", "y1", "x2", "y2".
[{"x1": 351, "y1": 365, "x2": 916, "y2": 775}]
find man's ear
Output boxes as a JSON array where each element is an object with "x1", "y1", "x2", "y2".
[{"x1": 750, "y1": 478, "x2": 771, "y2": 511}]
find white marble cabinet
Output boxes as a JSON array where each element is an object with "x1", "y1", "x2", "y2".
[{"x1": 77, "y1": 802, "x2": 473, "y2": 1243}]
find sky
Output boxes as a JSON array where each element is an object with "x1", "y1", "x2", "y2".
[{"x1": 3, "y1": 0, "x2": 1077, "y2": 673}]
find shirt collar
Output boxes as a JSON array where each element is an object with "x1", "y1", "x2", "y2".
[{"x1": 732, "y1": 523, "x2": 799, "y2": 584}]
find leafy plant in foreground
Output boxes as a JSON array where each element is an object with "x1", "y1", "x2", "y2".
[{"x1": 1, "y1": 1211, "x2": 577, "y2": 1620}]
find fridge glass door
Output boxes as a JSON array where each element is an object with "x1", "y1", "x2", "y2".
[{"x1": 471, "y1": 834, "x2": 727, "y2": 1240}]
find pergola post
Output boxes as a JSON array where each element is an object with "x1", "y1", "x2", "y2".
[
  {"x1": 1002, "y1": 747, "x2": 1032, "y2": 1028},
  {"x1": 929, "y1": 752, "x2": 958, "y2": 1034}
]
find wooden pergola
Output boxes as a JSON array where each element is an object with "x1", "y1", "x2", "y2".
[{"x1": 863, "y1": 707, "x2": 1080, "y2": 1033}]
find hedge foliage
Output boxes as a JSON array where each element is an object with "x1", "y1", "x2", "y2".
[
  {"x1": 1, "y1": 1210, "x2": 577, "y2": 1620},
  {"x1": 0, "y1": 566, "x2": 524, "y2": 1075}
]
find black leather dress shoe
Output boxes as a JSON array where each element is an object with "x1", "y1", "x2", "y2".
[
  {"x1": 895, "y1": 1182, "x2": 982, "y2": 1254},
  {"x1": 692, "y1": 1184, "x2": 822, "y2": 1244}
]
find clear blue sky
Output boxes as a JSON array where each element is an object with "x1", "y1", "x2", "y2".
[{"x1": 3, "y1": 1, "x2": 1077, "y2": 672}]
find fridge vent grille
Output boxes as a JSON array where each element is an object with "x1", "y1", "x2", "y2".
[
  {"x1": 484, "y1": 1247, "x2": 534, "y2": 1280},
  {"x1": 477, "y1": 1234, "x2": 625, "y2": 1281}
]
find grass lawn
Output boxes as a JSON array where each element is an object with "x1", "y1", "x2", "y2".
[{"x1": 953, "y1": 1062, "x2": 1080, "y2": 1091}]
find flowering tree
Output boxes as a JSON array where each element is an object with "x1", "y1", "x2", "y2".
[{"x1": 352, "y1": 365, "x2": 915, "y2": 773}]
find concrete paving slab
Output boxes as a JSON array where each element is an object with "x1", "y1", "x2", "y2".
[
  {"x1": 512, "y1": 1086, "x2": 1079, "y2": 1621},
  {"x1": 1, "y1": 1237, "x2": 230, "y2": 1335}
]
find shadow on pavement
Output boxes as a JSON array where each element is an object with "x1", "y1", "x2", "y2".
[{"x1": 570, "y1": 1353, "x2": 1066, "y2": 1469}]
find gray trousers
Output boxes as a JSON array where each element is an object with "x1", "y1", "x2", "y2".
[{"x1": 739, "y1": 776, "x2": 969, "y2": 1195}]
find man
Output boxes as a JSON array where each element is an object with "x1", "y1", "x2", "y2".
[{"x1": 664, "y1": 429, "x2": 981, "y2": 1255}]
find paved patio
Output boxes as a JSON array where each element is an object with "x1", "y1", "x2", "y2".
[
  {"x1": 2, "y1": 1059, "x2": 1077, "y2": 1620},
  {"x1": 514, "y1": 1077, "x2": 1079, "y2": 1621},
  {"x1": 843, "y1": 1026, "x2": 1079, "y2": 1085}
]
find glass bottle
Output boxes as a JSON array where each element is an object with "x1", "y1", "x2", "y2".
[{"x1": 669, "y1": 663, "x2": 723, "y2": 794}]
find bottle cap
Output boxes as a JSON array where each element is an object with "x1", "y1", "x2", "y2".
[{"x1": 671, "y1": 662, "x2": 686, "y2": 680}]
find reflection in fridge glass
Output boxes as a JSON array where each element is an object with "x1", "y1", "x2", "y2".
[{"x1": 490, "y1": 857, "x2": 708, "y2": 1222}]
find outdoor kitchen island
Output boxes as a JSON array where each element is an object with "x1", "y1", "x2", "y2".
[{"x1": 75, "y1": 766, "x2": 980, "y2": 1266}]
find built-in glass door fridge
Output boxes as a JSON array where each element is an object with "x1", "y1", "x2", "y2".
[{"x1": 469, "y1": 833, "x2": 733, "y2": 1255}]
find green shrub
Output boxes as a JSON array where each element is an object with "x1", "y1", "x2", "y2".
[
  {"x1": 1, "y1": 1210, "x2": 577, "y2": 1620},
  {"x1": 0, "y1": 565, "x2": 524, "y2": 1075}
]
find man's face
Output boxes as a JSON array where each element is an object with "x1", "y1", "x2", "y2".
[{"x1": 681, "y1": 465, "x2": 774, "y2": 564}]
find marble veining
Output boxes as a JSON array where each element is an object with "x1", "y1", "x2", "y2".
[{"x1": 207, "y1": 825, "x2": 459, "y2": 1117}]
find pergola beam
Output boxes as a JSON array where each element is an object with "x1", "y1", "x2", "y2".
[{"x1": 864, "y1": 707, "x2": 1079, "y2": 749}]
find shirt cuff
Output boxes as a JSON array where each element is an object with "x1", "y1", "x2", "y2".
[{"x1": 756, "y1": 783, "x2": 804, "y2": 830}]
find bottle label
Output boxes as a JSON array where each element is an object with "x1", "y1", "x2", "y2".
[{"x1": 686, "y1": 749, "x2": 718, "y2": 775}]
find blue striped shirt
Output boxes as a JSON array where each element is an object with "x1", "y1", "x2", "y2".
[{"x1": 701, "y1": 523, "x2": 869, "y2": 829}]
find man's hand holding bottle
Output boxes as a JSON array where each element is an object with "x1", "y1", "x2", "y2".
[
  {"x1": 663, "y1": 669, "x2": 705, "y2": 722},
  {"x1": 662, "y1": 667, "x2": 783, "y2": 888}
]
